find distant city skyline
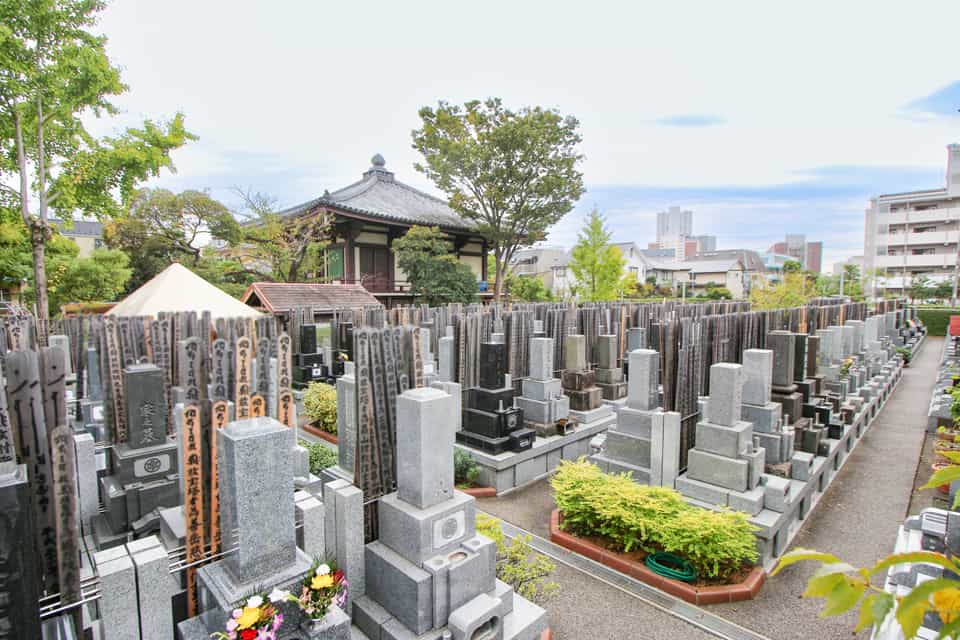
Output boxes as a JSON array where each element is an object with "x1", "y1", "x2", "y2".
[{"x1": 93, "y1": 1, "x2": 960, "y2": 272}]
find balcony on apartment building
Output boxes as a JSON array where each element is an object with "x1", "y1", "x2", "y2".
[{"x1": 883, "y1": 205, "x2": 960, "y2": 226}]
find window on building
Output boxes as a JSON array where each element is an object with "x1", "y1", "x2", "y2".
[
  {"x1": 316, "y1": 246, "x2": 344, "y2": 281},
  {"x1": 915, "y1": 204, "x2": 939, "y2": 211},
  {"x1": 914, "y1": 226, "x2": 937, "y2": 233},
  {"x1": 911, "y1": 248, "x2": 935, "y2": 255}
]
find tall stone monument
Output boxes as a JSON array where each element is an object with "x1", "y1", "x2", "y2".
[
  {"x1": 589, "y1": 349, "x2": 681, "y2": 487},
  {"x1": 561, "y1": 334, "x2": 612, "y2": 424},
  {"x1": 355, "y1": 387, "x2": 547, "y2": 640},
  {"x1": 514, "y1": 337, "x2": 571, "y2": 436}
]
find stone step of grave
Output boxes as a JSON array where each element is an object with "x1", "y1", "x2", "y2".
[
  {"x1": 595, "y1": 368, "x2": 623, "y2": 384},
  {"x1": 686, "y1": 449, "x2": 750, "y2": 493},
  {"x1": 469, "y1": 387, "x2": 514, "y2": 413},
  {"x1": 561, "y1": 370, "x2": 595, "y2": 391},
  {"x1": 741, "y1": 402, "x2": 782, "y2": 434},
  {"x1": 604, "y1": 430, "x2": 652, "y2": 467},
  {"x1": 754, "y1": 431, "x2": 787, "y2": 465},
  {"x1": 589, "y1": 454, "x2": 652, "y2": 485},
  {"x1": 728, "y1": 486, "x2": 765, "y2": 516},
  {"x1": 695, "y1": 421, "x2": 753, "y2": 458},
  {"x1": 514, "y1": 395, "x2": 569, "y2": 426},
  {"x1": 675, "y1": 475, "x2": 730, "y2": 506},
  {"x1": 597, "y1": 382, "x2": 627, "y2": 401},
  {"x1": 616, "y1": 407, "x2": 657, "y2": 438},
  {"x1": 521, "y1": 378, "x2": 562, "y2": 401},
  {"x1": 377, "y1": 491, "x2": 476, "y2": 567},
  {"x1": 567, "y1": 388, "x2": 602, "y2": 412},
  {"x1": 568, "y1": 405, "x2": 613, "y2": 425}
]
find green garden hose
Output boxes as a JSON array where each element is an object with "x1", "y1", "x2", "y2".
[{"x1": 644, "y1": 552, "x2": 697, "y2": 583}]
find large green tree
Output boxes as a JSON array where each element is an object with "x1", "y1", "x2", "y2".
[
  {"x1": 50, "y1": 248, "x2": 130, "y2": 311},
  {"x1": 0, "y1": 0, "x2": 192, "y2": 342},
  {"x1": 105, "y1": 188, "x2": 242, "y2": 290},
  {"x1": 393, "y1": 225, "x2": 476, "y2": 305},
  {"x1": 412, "y1": 98, "x2": 584, "y2": 301},
  {"x1": 568, "y1": 209, "x2": 625, "y2": 301}
]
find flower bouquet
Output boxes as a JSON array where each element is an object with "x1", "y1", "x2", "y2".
[
  {"x1": 295, "y1": 559, "x2": 348, "y2": 626},
  {"x1": 211, "y1": 589, "x2": 290, "y2": 640}
]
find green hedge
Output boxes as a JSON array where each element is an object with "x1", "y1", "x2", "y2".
[
  {"x1": 917, "y1": 308, "x2": 960, "y2": 337},
  {"x1": 551, "y1": 460, "x2": 758, "y2": 579}
]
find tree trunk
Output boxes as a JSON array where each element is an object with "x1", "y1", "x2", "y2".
[
  {"x1": 30, "y1": 221, "x2": 50, "y2": 346},
  {"x1": 493, "y1": 254, "x2": 504, "y2": 302}
]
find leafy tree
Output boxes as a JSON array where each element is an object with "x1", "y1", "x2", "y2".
[
  {"x1": 508, "y1": 275, "x2": 553, "y2": 302},
  {"x1": 568, "y1": 209, "x2": 625, "y2": 301},
  {"x1": 699, "y1": 281, "x2": 733, "y2": 300},
  {"x1": 0, "y1": 0, "x2": 193, "y2": 342},
  {"x1": 750, "y1": 271, "x2": 811, "y2": 310},
  {"x1": 393, "y1": 226, "x2": 476, "y2": 305},
  {"x1": 934, "y1": 281, "x2": 955, "y2": 302},
  {"x1": 780, "y1": 259, "x2": 803, "y2": 274},
  {"x1": 105, "y1": 188, "x2": 242, "y2": 290},
  {"x1": 232, "y1": 187, "x2": 334, "y2": 282},
  {"x1": 909, "y1": 275, "x2": 933, "y2": 304},
  {"x1": 412, "y1": 98, "x2": 584, "y2": 301},
  {"x1": 49, "y1": 248, "x2": 131, "y2": 311}
]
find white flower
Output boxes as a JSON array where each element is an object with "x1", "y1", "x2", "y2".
[
  {"x1": 317, "y1": 564, "x2": 331, "y2": 576},
  {"x1": 268, "y1": 588, "x2": 290, "y2": 604},
  {"x1": 246, "y1": 595, "x2": 263, "y2": 609}
]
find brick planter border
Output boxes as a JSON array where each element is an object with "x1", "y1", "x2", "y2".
[
  {"x1": 302, "y1": 423, "x2": 338, "y2": 445},
  {"x1": 460, "y1": 486, "x2": 498, "y2": 498},
  {"x1": 549, "y1": 510, "x2": 765, "y2": 605}
]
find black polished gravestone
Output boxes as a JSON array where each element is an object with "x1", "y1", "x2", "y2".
[
  {"x1": 0, "y1": 464, "x2": 42, "y2": 640},
  {"x1": 92, "y1": 364, "x2": 181, "y2": 548},
  {"x1": 293, "y1": 323, "x2": 328, "y2": 388},
  {"x1": 457, "y1": 341, "x2": 532, "y2": 455}
]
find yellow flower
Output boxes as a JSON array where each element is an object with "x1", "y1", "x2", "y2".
[
  {"x1": 935, "y1": 587, "x2": 960, "y2": 624},
  {"x1": 236, "y1": 607, "x2": 260, "y2": 630},
  {"x1": 311, "y1": 573, "x2": 334, "y2": 590}
]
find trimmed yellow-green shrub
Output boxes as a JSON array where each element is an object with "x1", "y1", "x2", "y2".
[
  {"x1": 476, "y1": 514, "x2": 558, "y2": 603},
  {"x1": 551, "y1": 460, "x2": 758, "y2": 579},
  {"x1": 303, "y1": 382, "x2": 337, "y2": 433}
]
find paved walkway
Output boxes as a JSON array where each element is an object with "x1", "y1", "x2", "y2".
[{"x1": 480, "y1": 337, "x2": 942, "y2": 639}]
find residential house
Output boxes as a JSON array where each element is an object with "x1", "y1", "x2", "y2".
[
  {"x1": 682, "y1": 257, "x2": 747, "y2": 298},
  {"x1": 50, "y1": 219, "x2": 104, "y2": 258}
]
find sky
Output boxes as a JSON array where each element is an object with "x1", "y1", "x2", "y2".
[{"x1": 92, "y1": 0, "x2": 960, "y2": 273}]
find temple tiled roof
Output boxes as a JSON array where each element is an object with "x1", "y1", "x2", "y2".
[{"x1": 278, "y1": 154, "x2": 473, "y2": 231}]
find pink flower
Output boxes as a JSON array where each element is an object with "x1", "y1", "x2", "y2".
[
  {"x1": 226, "y1": 619, "x2": 238, "y2": 632},
  {"x1": 232, "y1": 609, "x2": 243, "y2": 619}
]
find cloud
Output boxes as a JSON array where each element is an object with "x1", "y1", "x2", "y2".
[
  {"x1": 902, "y1": 81, "x2": 960, "y2": 119},
  {"x1": 653, "y1": 114, "x2": 726, "y2": 127}
]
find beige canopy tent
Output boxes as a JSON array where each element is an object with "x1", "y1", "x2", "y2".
[{"x1": 106, "y1": 263, "x2": 263, "y2": 319}]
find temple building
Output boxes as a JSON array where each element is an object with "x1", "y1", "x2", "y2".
[{"x1": 277, "y1": 153, "x2": 489, "y2": 306}]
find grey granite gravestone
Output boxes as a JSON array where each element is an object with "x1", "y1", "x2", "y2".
[
  {"x1": 627, "y1": 349, "x2": 659, "y2": 411},
  {"x1": 189, "y1": 417, "x2": 312, "y2": 635},
  {"x1": 125, "y1": 364, "x2": 167, "y2": 449},
  {"x1": 86, "y1": 347, "x2": 103, "y2": 401}
]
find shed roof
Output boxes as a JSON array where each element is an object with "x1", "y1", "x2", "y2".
[
  {"x1": 278, "y1": 154, "x2": 473, "y2": 231},
  {"x1": 241, "y1": 282, "x2": 381, "y2": 314}
]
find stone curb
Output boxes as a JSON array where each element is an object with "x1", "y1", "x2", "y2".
[{"x1": 548, "y1": 510, "x2": 766, "y2": 605}]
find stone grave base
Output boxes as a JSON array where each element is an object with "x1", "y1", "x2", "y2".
[
  {"x1": 456, "y1": 413, "x2": 615, "y2": 495},
  {"x1": 353, "y1": 579, "x2": 547, "y2": 640},
  {"x1": 679, "y1": 354, "x2": 903, "y2": 570}
]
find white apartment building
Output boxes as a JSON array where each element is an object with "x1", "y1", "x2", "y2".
[
  {"x1": 656, "y1": 206, "x2": 693, "y2": 261},
  {"x1": 864, "y1": 144, "x2": 960, "y2": 295}
]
